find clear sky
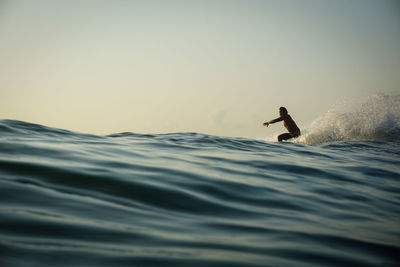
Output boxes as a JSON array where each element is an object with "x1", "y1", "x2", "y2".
[{"x1": 1, "y1": 0, "x2": 399, "y2": 138}]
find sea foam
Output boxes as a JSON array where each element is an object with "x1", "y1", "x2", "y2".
[{"x1": 297, "y1": 93, "x2": 400, "y2": 145}]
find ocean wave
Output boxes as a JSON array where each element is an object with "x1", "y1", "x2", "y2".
[{"x1": 0, "y1": 119, "x2": 399, "y2": 266}]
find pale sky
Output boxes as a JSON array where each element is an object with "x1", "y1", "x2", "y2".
[{"x1": 1, "y1": 0, "x2": 399, "y2": 138}]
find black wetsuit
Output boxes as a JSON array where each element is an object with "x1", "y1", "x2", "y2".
[{"x1": 269, "y1": 114, "x2": 300, "y2": 141}]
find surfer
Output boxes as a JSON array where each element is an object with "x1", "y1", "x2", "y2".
[{"x1": 263, "y1": 107, "x2": 301, "y2": 142}]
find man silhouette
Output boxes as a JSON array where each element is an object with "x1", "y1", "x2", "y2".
[{"x1": 263, "y1": 107, "x2": 301, "y2": 142}]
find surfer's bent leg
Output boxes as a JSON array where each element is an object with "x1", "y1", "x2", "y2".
[
  {"x1": 278, "y1": 133, "x2": 292, "y2": 142},
  {"x1": 278, "y1": 132, "x2": 300, "y2": 142}
]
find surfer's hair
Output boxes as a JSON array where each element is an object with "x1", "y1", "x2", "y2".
[{"x1": 279, "y1": 107, "x2": 288, "y2": 115}]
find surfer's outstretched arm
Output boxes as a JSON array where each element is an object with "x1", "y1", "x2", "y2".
[{"x1": 263, "y1": 116, "x2": 283, "y2": 127}]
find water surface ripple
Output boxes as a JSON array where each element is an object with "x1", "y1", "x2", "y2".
[{"x1": 0, "y1": 120, "x2": 399, "y2": 266}]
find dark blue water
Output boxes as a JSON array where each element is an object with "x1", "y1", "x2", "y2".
[{"x1": 0, "y1": 118, "x2": 399, "y2": 267}]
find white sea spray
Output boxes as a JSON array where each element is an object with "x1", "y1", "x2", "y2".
[{"x1": 297, "y1": 93, "x2": 400, "y2": 145}]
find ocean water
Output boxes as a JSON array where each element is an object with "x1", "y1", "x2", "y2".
[{"x1": 1, "y1": 95, "x2": 399, "y2": 266}]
